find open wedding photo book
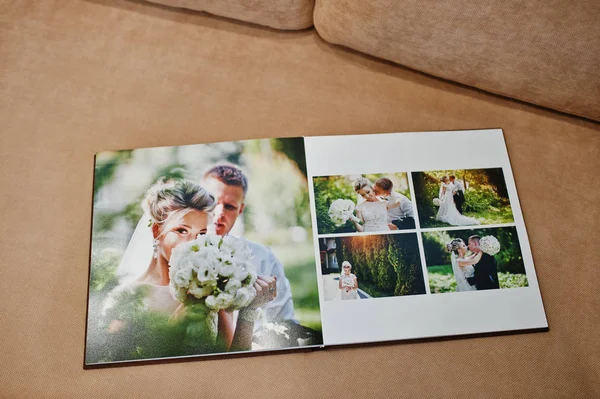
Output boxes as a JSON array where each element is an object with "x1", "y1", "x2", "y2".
[{"x1": 85, "y1": 129, "x2": 547, "y2": 367}]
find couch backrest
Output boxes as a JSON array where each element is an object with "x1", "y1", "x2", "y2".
[
  {"x1": 314, "y1": 0, "x2": 600, "y2": 121},
  {"x1": 146, "y1": 0, "x2": 315, "y2": 30}
]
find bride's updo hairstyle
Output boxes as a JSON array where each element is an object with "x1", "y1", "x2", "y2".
[
  {"x1": 353, "y1": 177, "x2": 373, "y2": 192},
  {"x1": 446, "y1": 238, "x2": 465, "y2": 254},
  {"x1": 441, "y1": 176, "x2": 449, "y2": 183},
  {"x1": 142, "y1": 179, "x2": 215, "y2": 231}
]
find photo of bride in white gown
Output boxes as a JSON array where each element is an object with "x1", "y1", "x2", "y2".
[
  {"x1": 413, "y1": 168, "x2": 514, "y2": 229},
  {"x1": 435, "y1": 176, "x2": 479, "y2": 226},
  {"x1": 446, "y1": 238, "x2": 481, "y2": 292},
  {"x1": 350, "y1": 177, "x2": 402, "y2": 232},
  {"x1": 313, "y1": 173, "x2": 414, "y2": 235}
]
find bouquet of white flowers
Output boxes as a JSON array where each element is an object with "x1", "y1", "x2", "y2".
[
  {"x1": 479, "y1": 235, "x2": 500, "y2": 256},
  {"x1": 168, "y1": 233, "x2": 257, "y2": 311},
  {"x1": 433, "y1": 198, "x2": 441, "y2": 206},
  {"x1": 328, "y1": 199, "x2": 359, "y2": 226},
  {"x1": 340, "y1": 275, "x2": 354, "y2": 288}
]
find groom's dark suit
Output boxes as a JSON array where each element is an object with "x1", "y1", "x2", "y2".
[
  {"x1": 453, "y1": 189, "x2": 465, "y2": 214},
  {"x1": 467, "y1": 252, "x2": 500, "y2": 290}
]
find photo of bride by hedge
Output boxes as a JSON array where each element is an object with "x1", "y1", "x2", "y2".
[
  {"x1": 85, "y1": 138, "x2": 322, "y2": 366},
  {"x1": 319, "y1": 234, "x2": 426, "y2": 301},
  {"x1": 423, "y1": 227, "x2": 528, "y2": 294},
  {"x1": 412, "y1": 168, "x2": 514, "y2": 229},
  {"x1": 313, "y1": 173, "x2": 414, "y2": 235}
]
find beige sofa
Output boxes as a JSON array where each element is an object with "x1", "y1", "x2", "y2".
[{"x1": 1, "y1": 1, "x2": 598, "y2": 398}]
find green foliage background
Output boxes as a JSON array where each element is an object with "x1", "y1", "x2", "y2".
[
  {"x1": 337, "y1": 234, "x2": 426, "y2": 297},
  {"x1": 313, "y1": 173, "x2": 411, "y2": 234},
  {"x1": 412, "y1": 168, "x2": 514, "y2": 228},
  {"x1": 422, "y1": 227, "x2": 528, "y2": 293}
]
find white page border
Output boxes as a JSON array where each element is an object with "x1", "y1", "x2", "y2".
[{"x1": 304, "y1": 129, "x2": 547, "y2": 346}]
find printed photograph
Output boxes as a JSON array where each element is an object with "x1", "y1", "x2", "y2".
[
  {"x1": 85, "y1": 138, "x2": 322, "y2": 366},
  {"x1": 412, "y1": 168, "x2": 514, "y2": 228},
  {"x1": 319, "y1": 234, "x2": 426, "y2": 301},
  {"x1": 422, "y1": 227, "x2": 528, "y2": 294},
  {"x1": 313, "y1": 173, "x2": 415, "y2": 235}
]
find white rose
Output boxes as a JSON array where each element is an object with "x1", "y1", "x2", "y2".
[
  {"x1": 204, "y1": 295, "x2": 217, "y2": 309},
  {"x1": 196, "y1": 234, "x2": 208, "y2": 245},
  {"x1": 214, "y1": 292, "x2": 235, "y2": 309},
  {"x1": 219, "y1": 264, "x2": 235, "y2": 277},
  {"x1": 233, "y1": 267, "x2": 249, "y2": 282},
  {"x1": 205, "y1": 293, "x2": 234, "y2": 310},
  {"x1": 219, "y1": 235, "x2": 236, "y2": 253},
  {"x1": 196, "y1": 264, "x2": 218, "y2": 284},
  {"x1": 196, "y1": 245, "x2": 219, "y2": 259},
  {"x1": 233, "y1": 286, "x2": 256, "y2": 308},
  {"x1": 224, "y1": 278, "x2": 242, "y2": 293},
  {"x1": 244, "y1": 263, "x2": 258, "y2": 283},
  {"x1": 199, "y1": 248, "x2": 222, "y2": 269},
  {"x1": 187, "y1": 280, "x2": 214, "y2": 299},
  {"x1": 219, "y1": 245, "x2": 234, "y2": 258},
  {"x1": 168, "y1": 242, "x2": 189, "y2": 267},
  {"x1": 205, "y1": 234, "x2": 222, "y2": 248},
  {"x1": 173, "y1": 266, "x2": 192, "y2": 287}
]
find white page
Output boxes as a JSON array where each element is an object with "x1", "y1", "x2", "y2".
[{"x1": 304, "y1": 129, "x2": 547, "y2": 346}]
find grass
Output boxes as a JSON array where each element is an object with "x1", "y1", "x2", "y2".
[
  {"x1": 421, "y1": 206, "x2": 515, "y2": 228},
  {"x1": 427, "y1": 265, "x2": 529, "y2": 293},
  {"x1": 427, "y1": 265, "x2": 452, "y2": 274}
]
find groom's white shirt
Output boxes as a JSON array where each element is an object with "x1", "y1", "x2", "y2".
[
  {"x1": 386, "y1": 191, "x2": 414, "y2": 222},
  {"x1": 453, "y1": 180, "x2": 465, "y2": 193},
  {"x1": 239, "y1": 237, "x2": 297, "y2": 330}
]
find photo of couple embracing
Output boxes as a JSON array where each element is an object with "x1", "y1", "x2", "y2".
[
  {"x1": 313, "y1": 173, "x2": 415, "y2": 235},
  {"x1": 85, "y1": 139, "x2": 322, "y2": 366},
  {"x1": 445, "y1": 235, "x2": 499, "y2": 292},
  {"x1": 423, "y1": 227, "x2": 528, "y2": 294}
]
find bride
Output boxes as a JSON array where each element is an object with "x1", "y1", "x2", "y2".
[
  {"x1": 446, "y1": 238, "x2": 482, "y2": 292},
  {"x1": 435, "y1": 176, "x2": 479, "y2": 226},
  {"x1": 99, "y1": 179, "x2": 276, "y2": 359},
  {"x1": 350, "y1": 178, "x2": 401, "y2": 232}
]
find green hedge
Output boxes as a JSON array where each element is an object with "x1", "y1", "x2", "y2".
[{"x1": 339, "y1": 234, "x2": 425, "y2": 297}]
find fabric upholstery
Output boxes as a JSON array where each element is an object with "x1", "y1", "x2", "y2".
[
  {"x1": 145, "y1": 0, "x2": 314, "y2": 29},
  {"x1": 314, "y1": 0, "x2": 600, "y2": 121},
  {"x1": 1, "y1": 1, "x2": 599, "y2": 398}
]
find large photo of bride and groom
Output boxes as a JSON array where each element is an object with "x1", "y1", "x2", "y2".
[
  {"x1": 319, "y1": 234, "x2": 426, "y2": 301},
  {"x1": 422, "y1": 227, "x2": 528, "y2": 294},
  {"x1": 85, "y1": 138, "x2": 322, "y2": 366},
  {"x1": 412, "y1": 168, "x2": 514, "y2": 229},
  {"x1": 313, "y1": 173, "x2": 415, "y2": 235}
]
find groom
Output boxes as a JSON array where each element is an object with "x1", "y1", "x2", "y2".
[
  {"x1": 466, "y1": 235, "x2": 500, "y2": 290},
  {"x1": 373, "y1": 177, "x2": 416, "y2": 230},
  {"x1": 449, "y1": 175, "x2": 465, "y2": 214},
  {"x1": 202, "y1": 165, "x2": 297, "y2": 330}
]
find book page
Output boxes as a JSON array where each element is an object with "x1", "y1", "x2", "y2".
[
  {"x1": 85, "y1": 138, "x2": 323, "y2": 366},
  {"x1": 304, "y1": 129, "x2": 547, "y2": 346}
]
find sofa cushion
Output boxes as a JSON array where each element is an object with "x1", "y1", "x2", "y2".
[
  {"x1": 314, "y1": 0, "x2": 600, "y2": 121},
  {"x1": 146, "y1": 0, "x2": 314, "y2": 30}
]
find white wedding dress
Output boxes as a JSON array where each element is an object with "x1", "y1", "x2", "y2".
[
  {"x1": 436, "y1": 183, "x2": 479, "y2": 226},
  {"x1": 451, "y1": 253, "x2": 476, "y2": 292},
  {"x1": 356, "y1": 200, "x2": 390, "y2": 232},
  {"x1": 340, "y1": 273, "x2": 359, "y2": 300}
]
